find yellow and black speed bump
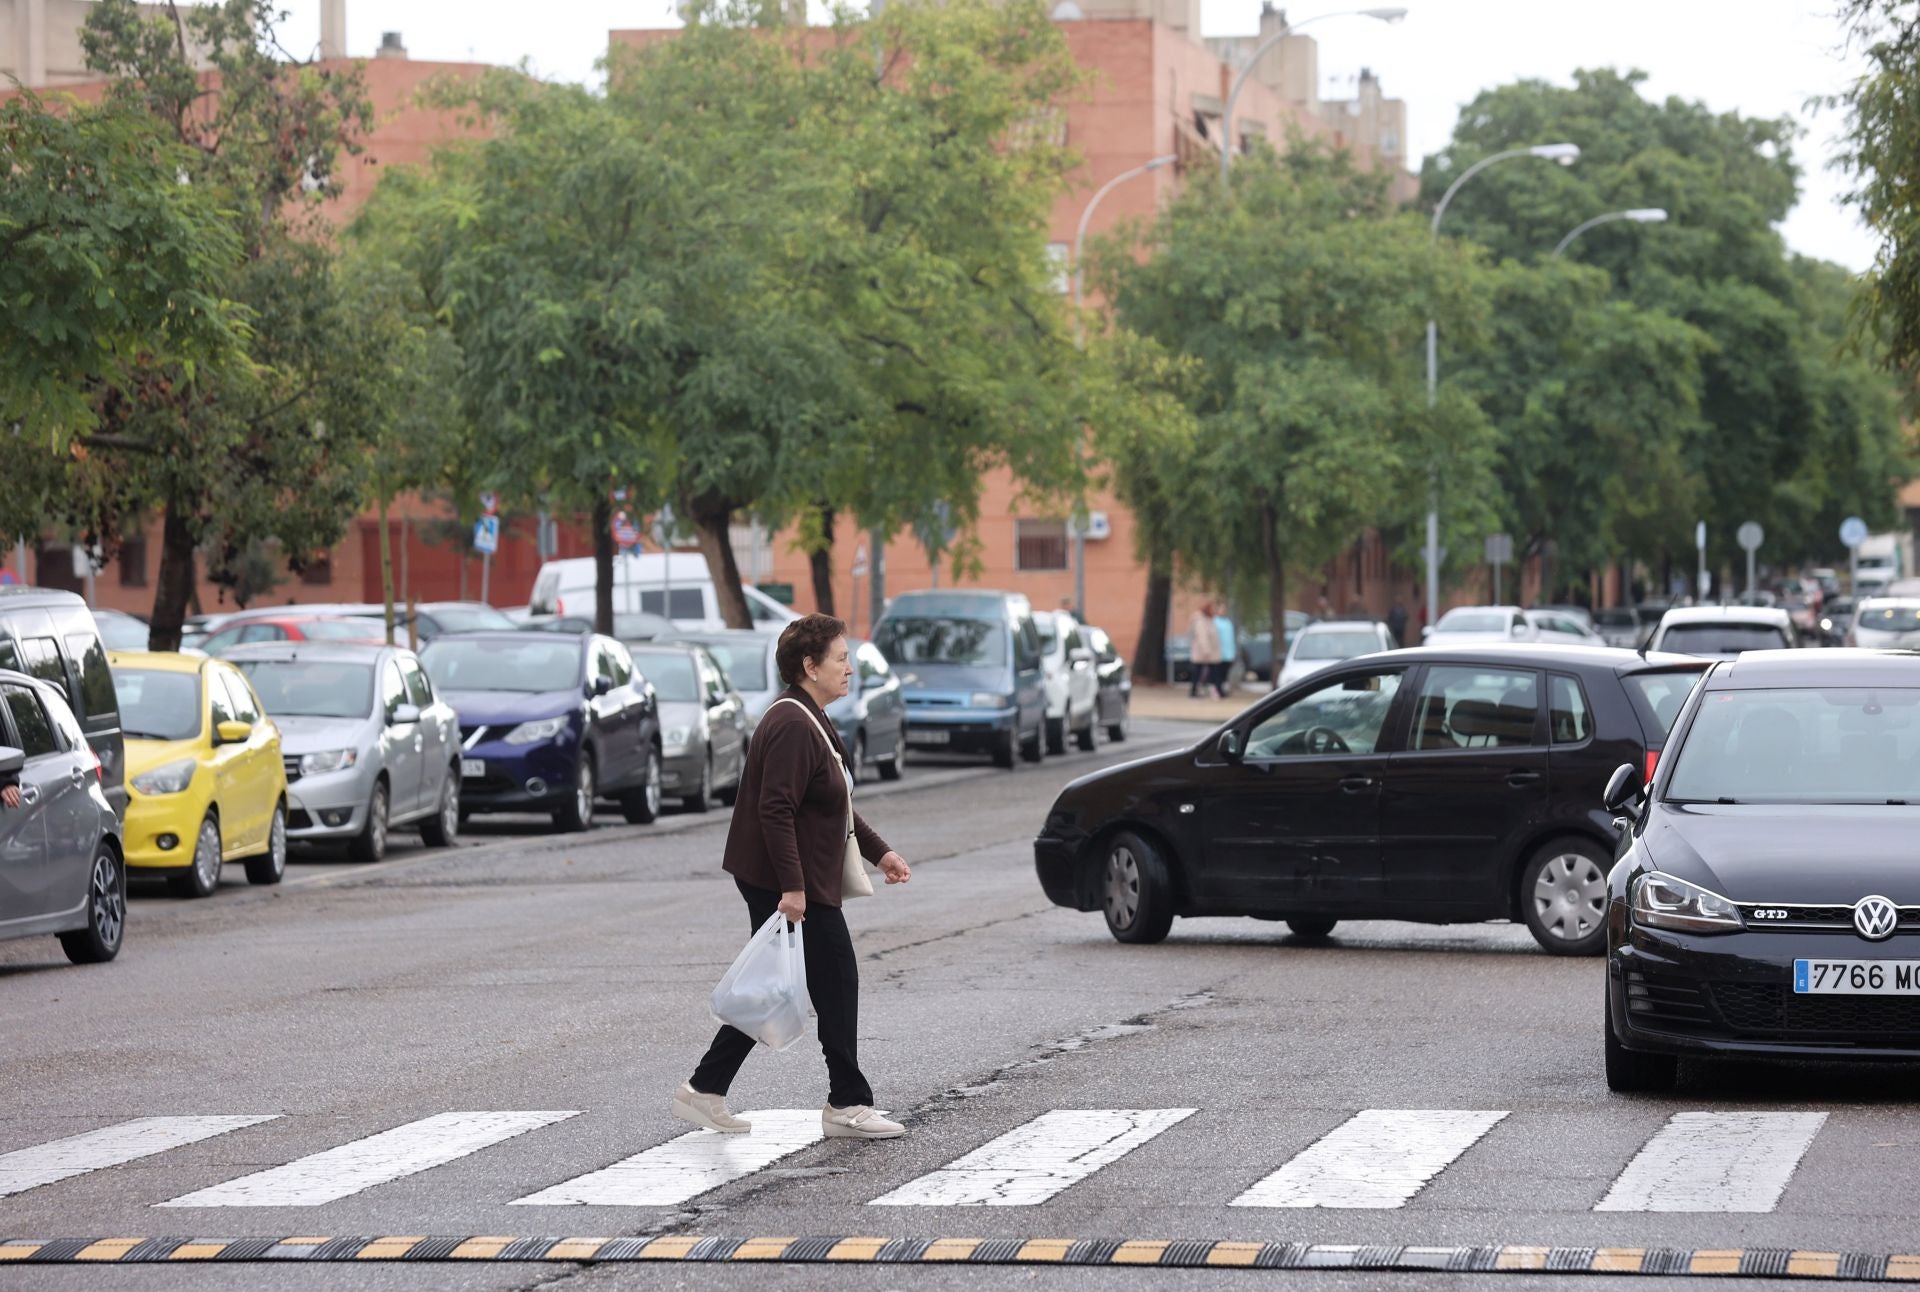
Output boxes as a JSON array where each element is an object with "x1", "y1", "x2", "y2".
[{"x1": 5, "y1": 1236, "x2": 1920, "y2": 1276}]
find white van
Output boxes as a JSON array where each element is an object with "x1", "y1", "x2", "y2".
[{"x1": 528, "y1": 553, "x2": 798, "y2": 631}]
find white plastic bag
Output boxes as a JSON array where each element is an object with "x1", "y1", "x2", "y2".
[{"x1": 710, "y1": 913, "x2": 811, "y2": 1051}]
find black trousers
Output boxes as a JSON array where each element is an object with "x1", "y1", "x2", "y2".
[{"x1": 690, "y1": 879, "x2": 874, "y2": 1109}]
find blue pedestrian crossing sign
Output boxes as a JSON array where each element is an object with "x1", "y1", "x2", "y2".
[{"x1": 473, "y1": 515, "x2": 500, "y2": 555}]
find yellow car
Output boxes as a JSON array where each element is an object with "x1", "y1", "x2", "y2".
[{"x1": 109, "y1": 650, "x2": 289, "y2": 897}]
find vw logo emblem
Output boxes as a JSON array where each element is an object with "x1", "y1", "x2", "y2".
[{"x1": 1854, "y1": 895, "x2": 1900, "y2": 942}]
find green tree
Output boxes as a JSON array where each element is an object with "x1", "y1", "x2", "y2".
[{"x1": 1835, "y1": 1, "x2": 1920, "y2": 379}]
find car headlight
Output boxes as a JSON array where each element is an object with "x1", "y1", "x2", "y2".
[
  {"x1": 299, "y1": 749, "x2": 359, "y2": 777},
  {"x1": 132, "y1": 758, "x2": 197, "y2": 796},
  {"x1": 503, "y1": 715, "x2": 570, "y2": 745},
  {"x1": 1630, "y1": 871, "x2": 1745, "y2": 934},
  {"x1": 664, "y1": 725, "x2": 692, "y2": 750},
  {"x1": 971, "y1": 692, "x2": 1008, "y2": 709}
]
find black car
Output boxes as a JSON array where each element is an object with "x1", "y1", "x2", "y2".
[
  {"x1": 1034, "y1": 645, "x2": 1708, "y2": 955},
  {"x1": 1603, "y1": 649, "x2": 1920, "y2": 1091}
]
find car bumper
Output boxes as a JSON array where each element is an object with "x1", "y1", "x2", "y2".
[
  {"x1": 660, "y1": 747, "x2": 702, "y2": 793},
  {"x1": 121, "y1": 784, "x2": 214, "y2": 871},
  {"x1": 1034, "y1": 832, "x2": 1091, "y2": 910},
  {"x1": 458, "y1": 740, "x2": 579, "y2": 814},
  {"x1": 284, "y1": 765, "x2": 377, "y2": 840},
  {"x1": 903, "y1": 707, "x2": 1017, "y2": 755},
  {"x1": 1611, "y1": 922, "x2": 1920, "y2": 1058}
]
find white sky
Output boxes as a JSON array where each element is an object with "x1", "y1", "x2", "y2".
[{"x1": 278, "y1": 0, "x2": 1878, "y2": 270}]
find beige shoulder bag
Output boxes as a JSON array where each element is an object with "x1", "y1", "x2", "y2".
[{"x1": 769, "y1": 698, "x2": 874, "y2": 900}]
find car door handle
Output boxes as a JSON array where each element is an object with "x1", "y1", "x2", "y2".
[
  {"x1": 1506, "y1": 770, "x2": 1542, "y2": 787},
  {"x1": 1339, "y1": 774, "x2": 1377, "y2": 793},
  {"x1": 19, "y1": 785, "x2": 40, "y2": 805},
  {"x1": 70, "y1": 765, "x2": 86, "y2": 785}
]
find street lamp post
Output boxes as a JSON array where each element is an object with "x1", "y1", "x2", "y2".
[
  {"x1": 1422, "y1": 142, "x2": 1580, "y2": 628},
  {"x1": 1551, "y1": 207, "x2": 1667, "y2": 259},
  {"x1": 1218, "y1": 7, "x2": 1408, "y2": 188},
  {"x1": 1069, "y1": 153, "x2": 1176, "y2": 619}
]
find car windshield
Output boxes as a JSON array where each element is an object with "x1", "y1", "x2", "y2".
[
  {"x1": 1296, "y1": 631, "x2": 1381, "y2": 661},
  {"x1": 681, "y1": 640, "x2": 768, "y2": 691},
  {"x1": 297, "y1": 618, "x2": 382, "y2": 641},
  {"x1": 96, "y1": 616, "x2": 149, "y2": 650},
  {"x1": 421, "y1": 639, "x2": 580, "y2": 693},
  {"x1": 1437, "y1": 611, "x2": 1507, "y2": 633},
  {"x1": 235, "y1": 661, "x2": 375, "y2": 719},
  {"x1": 1667, "y1": 687, "x2": 1920, "y2": 804},
  {"x1": 1660, "y1": 623, "x2": 1788, "y2": 654},
  {"x1": 634, "y1": 653, "x2": 699, "y2": 702},
  {"x1": 1858, "y1": 605, "x2": 1920, "y2": 633},
  {"x1": 112, "y1": 669, "x2": 201, "y2": 741},
  {"x1": 875, "y1": 615, "x2": 1007, "y2": 667},
  {"x1": 427, "y1": 606, "x2": 516, "y2": 633}
]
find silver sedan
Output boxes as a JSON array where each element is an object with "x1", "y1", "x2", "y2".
[{"x1": 627, "y1": 643, "x2": 749, "y2": 812}]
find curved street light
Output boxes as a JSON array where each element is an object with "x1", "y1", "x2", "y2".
[
  {"x1": 1551, "y1": 207, "x2": 1668, "y2": 259},
  {"x1": 1218, "y1": 7, "x2": 1409, "y2": 187},
  {"x1": 1422, "y1": 142, "x2": 1579, "y2": 627}
]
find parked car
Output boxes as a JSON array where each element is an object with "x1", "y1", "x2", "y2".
[
  {"x1": 1592, "y1": 607, "x2": 1643, "y2": 650},
  {"x1": 197, "y1": 615, "x2": 384, "y2": 656},
  {"x1": 525, "y1": 612, "x2": 674, "y2": 641},
  {"x1": 1818, "y1": 595, "x2": 1857, "y2": 647},
  {"x1": 227, "y1": 643, "x2": 462, "y2": 860},
  {"x1": 1275, "y1": 620, "x2": 1396, "y2": 691},
  {"x1": 109, "y1": 650, "x2": 288, "y2": 897},
  {"x1": 1849, "y1": 598, "x2": 1920, "y2": 650},
  {"x1": 1524, "y1": 609, "x2": 1606, "y2": 647},
  {"x1": 1602, "y1": 649, "x2": 1920, "y2": 1091},
  {"x1": 1648, "y1": 606, "x2": 1796, "y2": 659},
  {"x1": 873, "y1": 589, "x2": 1047, "y2": 770},
  {"x1": 93, "y1": 609, "x2": 150, "y2": 652},
  {"x1": 627, "y1": 642, "x2": 749, "y2": 811},
  {"x1": 1083, "y1": 625, "x2": 1131, "y2": 742},
  {"x1": 831, "y1": 639, "x2": 908, "y2": 782},
  {"x1": 419, "y1": 631, "x2": 662, "y2": 831},
  {"x1": 667, "y1": 630, "x2": 783, "y2": 729},
  {"x1": 0, "y1": 587, "x2": 126, "y2": 814},
  {"x1": 528, "y1": 553, "x2": 798, "y2": 630},
  {"x1": 1530, "y1": 604, "x2": 1596, "y2": 628},
  {"x1": 1035, "y1": 610, "x2": 1099, "y2": 754},
  {"x1": 0, "y1": 670, "x2": 125, "y2": 964},
  {"x1": 1033, "y1": 645, "x2": 1709, "y2": 955},
  {"x1": 1424, "y1": 605, "x2": 1536, "y2": 645},
  {"x1": 201, "y1": 601, "x2": 516, "y2": 644}
]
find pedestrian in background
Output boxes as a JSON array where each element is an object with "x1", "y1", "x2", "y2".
[
  {"x1": 1387, "y1": 599, "x2": 1409, "y2": 648},
  {"x1": 1212, "y1": 607, "x2": 1236, "y2": 700},
  {"x1": 1187, "y1": 602, "x2": 1221, "y2": 699},
  {"x1": 675, "y1": 613, "x2": 913, "y2": 1142}
]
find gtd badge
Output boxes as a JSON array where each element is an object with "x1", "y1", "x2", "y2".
[{"x1": 1854, "y1": 895, "x2": 1900, "y2": 942}]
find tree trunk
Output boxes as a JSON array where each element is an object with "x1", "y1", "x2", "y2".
[
  {"x1": 1262, "y1": 502, "x2": 1287, "y2": 693},
  {"x1": 149, "y1": 505, "x2": 196, "y2": 653},
  {"x1": 592, "y1": 495, "x2": 615, "y2": 636},
  {"x1": 690, "y1": 493, "x2": 752, "y2": 629},
  {"x1": 377, "y1": 488, "x2": 396, "y2": 645},
  {"x1": 1133, "y1": 545, "x2": 1173, "y2": 683},
  {"x1": 809, "y1": 503, "x2": 836, "y2": 616}
]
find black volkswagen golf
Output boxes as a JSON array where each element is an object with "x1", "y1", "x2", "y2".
[
  {"x1": 1035, "y1": 645, "x2": 1707, "y2": 955},
  {"x1": 1604, "y1": 649, "x2": 1920, "y2": 1091}
]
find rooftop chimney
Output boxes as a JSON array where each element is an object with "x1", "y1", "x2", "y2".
[
  {"x1": 376, "y1": 31, "x2": 408, "y2": 60},
  {"x1": 319, "y1": 0, "x2": 346, "y2": 59}
]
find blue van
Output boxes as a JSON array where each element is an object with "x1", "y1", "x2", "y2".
[{"x1": 872, "y1": 590, "x2": 1047, "y2": 769}]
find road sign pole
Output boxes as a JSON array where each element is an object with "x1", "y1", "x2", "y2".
[
  {"x1": 1747, "y1": 549, "x2": 1755, "y2": 597},
  {"x1": 1493, "y1": 559, "x2": 1501, "y2": 606},
  {"x1": 481, "y1": 552, "x2": 491, "y2": 606}
]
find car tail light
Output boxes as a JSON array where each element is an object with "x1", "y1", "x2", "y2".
[
  {"x1": 82, "y1": 746, "x2": 102, "y2": 780},
  {"x1": 1644, "y1": 748, "x2": 1660, "y2": 784}
]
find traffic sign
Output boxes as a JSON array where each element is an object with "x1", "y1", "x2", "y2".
[
  {"x1": 1695, "y1": 521, "x2": 1707, "y2": 551},
  {"x1": 651, "y1": 505, "x2": 675, "y2": 549},
  {"x1": 0, "y1": 570, "x2": 17, "y2": 586},
  {"x1": 478, "y1": 491, "x2": 498, "y2": 517},
  {"x1": 473, "y1": 515, "x2": 499, "y2": 555},
  {"x1": 1841, "y1": 516, "x2": 1870, "y2": 549},
  {"x1": 1484, "y1": 534, "x2": 1513, "y2": 565},
  {"x1": 1736, "y1": 522, "x2": 1765, "y2": 553},
  {"x1": 612, "y1": 511, "x2": 640, "y2": 549},
  {"x1": 852, "y1": 543, "x2": 869, "y2": 579}
]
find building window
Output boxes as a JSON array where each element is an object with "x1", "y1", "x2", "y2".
[
  {"x1": 118, "y1": 535, "x2": 148, "y2": 587},
  {"x1": 301, "y1": 551, "x2": 334, "y2": 585},
  {"x1": 1015, "y1": 519, "x2": 1069, "y2": 572},
  {"x1": 33, "y1": 543, "x2": 83, "y2": 594},
  {"x1": 1379, "y1": 128, "x2": 1400, "y2": 155}
]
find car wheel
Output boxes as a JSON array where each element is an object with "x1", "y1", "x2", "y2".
[
  {"x1": 992, "y1": 730, "x2": 1017, "y2": 769},
  {"x1": 349, "y1": 779, "x2": 391, "y2": 861},
  {"x1": 1074, "y1": 710, "x2": 1096, "y2": 752},
  {"x1": 1045, "y1": 715, "x2": 1066, "y2": 756},
  {"x1": 244, "y1": 802, "x2": 288, "y2": 885},
  {"x1": 421, "y1": 769, "x2": 460, "y2": 847},
  {"x1": 1107, "y1": 703, "x2": 1129, "y2": 744},
  {"x1": 1605, "y1": 980, "x2": 1677, "y2": 1092},
  {"x1": 683, "y1": 756, "x2": 714, "y2": 814},
  {"x1": 1102, "y1": 829, "x2": 1175, "y2": 945},
  {"x1": 620, "y1": 748, "x2": 661, "y2": 825},
  {"x1": 1286, "y1": 916, "x2": 1338, "y2": 941},
  {"x1": 169, "y1": 813, "x2": 223, "y2": 898},
  {"x1": 1019, "y1": 725, "x2": 1044, "y2": 764},
  {"x1": 556, "y1": 755, "x2": 597, "y2": 832},
  {"x1": 59, "y1": 844, "x2": 126, "y2": 964},
  {"x1": 877, "y1": 736, "x2": 904, "y2": 782},
  {"x1": 1521, "y1": 837, "x2": 1610, "y2": 955}
]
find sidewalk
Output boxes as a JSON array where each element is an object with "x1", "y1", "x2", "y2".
[{"x1": 1129, "y1": 682, "x2": 1266, "y2": 725}]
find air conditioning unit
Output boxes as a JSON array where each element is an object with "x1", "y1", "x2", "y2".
[{"x1": 1069, "y1": 511, "x2": 1112, "y2": 542}]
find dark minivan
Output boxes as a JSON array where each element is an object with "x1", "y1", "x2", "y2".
[
  {"x1": 0, "y1": 588, "x2": 125, "y2": 815},
  {"x1": 1034, "y1": 645, "x2": 1707, "y2": 956}
]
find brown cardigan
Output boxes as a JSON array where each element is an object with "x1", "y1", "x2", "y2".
[{"x1": 722, "y1": 686, "x2": 892, "y2": 907}]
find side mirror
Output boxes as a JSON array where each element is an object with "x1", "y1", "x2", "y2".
[
  {"x1": 1420, "y1": 625, "x2": 1433, "y2": 642},
  {"x1": 1216, "y1": 729, "x2": 1244, "y2": 763},
  {"x1": 0, "y1": 745, "x2": 22, "y2": 776},
  {"x1": 590, "y1": 676, "x2": 614, "y2": 698},
  {"x1": 391, "y1": 703, "x2": 421, "y2": 726},
  {"x1": 1602, "y1": 762, "x2": 1645, "y2": 814},
  {"x1": 215, "y1": 720, "x2": 252, "y2": 746},
  {"x1": 1511, "y1": 623, "x2": 1528, "y2": 638}
]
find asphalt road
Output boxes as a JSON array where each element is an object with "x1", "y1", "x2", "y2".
[{"x1": 0, "y1": 717, "x2": 1911, "y2": 1291}]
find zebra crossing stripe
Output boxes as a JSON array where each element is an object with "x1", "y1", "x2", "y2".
[
  {"x1": 156, "y1": 1112, "x2": 577, "y2": 1208},
  {"x1": 510, "y1": 1110, "x2": 821, "y2": 1207},
  {"x1": 867, "y1": 1109, "x2": 1196, "y2": 1207},
  {"x1": 1595, "y1": 1111, "x2": 1828, "y2": 1213},
  {"x1": 1230, "y1": 1109, "x2": 1509, "y2": 1209},
  {"x1": 0, "y1": 1116, "x2": 279, "y2": 1199}
]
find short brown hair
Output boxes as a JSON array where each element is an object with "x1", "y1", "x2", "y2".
[{"x1": 776, "y1": 613, "x2": 847, "y2": 687}]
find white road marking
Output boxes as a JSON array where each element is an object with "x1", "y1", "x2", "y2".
[
  {"x1": 0, "y1": 1116, "x2": 279, "y2": 1199},
  {"x1": 157, "y1": 1111, "x2": 576, "y2": 1208},
  {"x1": 1231, "y1": 1109, "x2": 1509, "y2": 1209},
  {"x1": 512, "y1": 1110, "x2": 821, "y2": 1207},
  {"x1": 1595, "y1": 1111, "x2": 1827, "y2": 1212},
  {"x1": 868, "y1": 1109, "x2": 1196, "y2": 1207}
]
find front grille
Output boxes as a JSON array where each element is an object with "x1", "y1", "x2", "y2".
[
  {"x1": 459, "y1": 724, "x2": 490, "y2": 745},
  {"x1": 282, "y1": 754, "x2": 302, "y2": 783},
  {"x1": 1711, "y1": 982, "x2": 1920, "y2": 1039},
  {"x1": 1624, "y1": 971, "x2": 1714, "y2": 1031},
  {"x1": 1737, "y1": 902, "x2": 1920, "y2": 932}
]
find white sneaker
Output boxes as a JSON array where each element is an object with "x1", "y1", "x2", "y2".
[
  {"x1": 823, "y1": 1104, "x2": 905, "y2": 1139},
  {"x1": 672, "y1": 1082, "x2": 750, "y2": 1133}
]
